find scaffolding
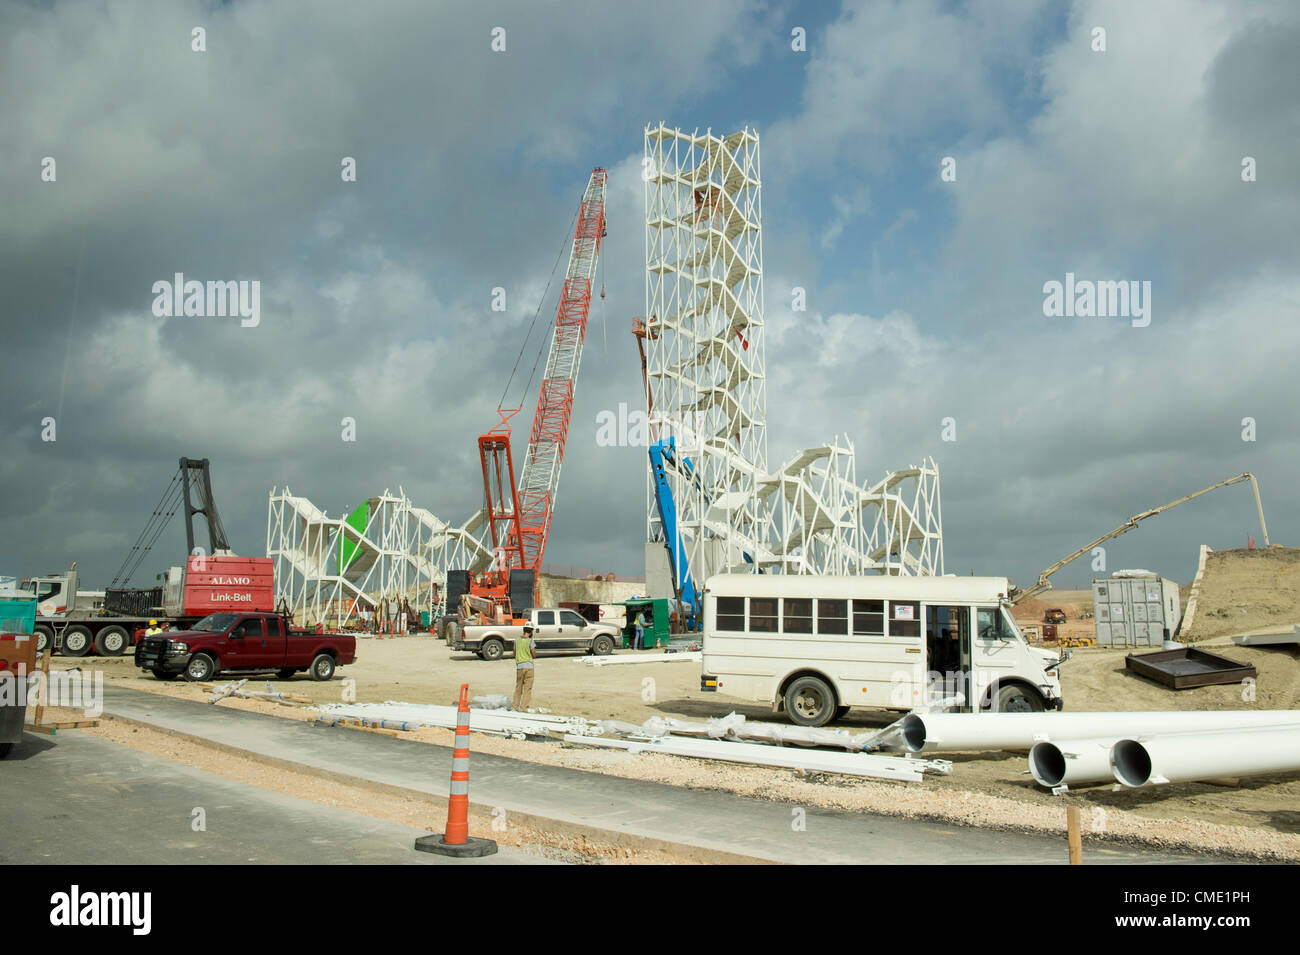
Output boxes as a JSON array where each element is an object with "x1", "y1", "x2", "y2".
[
  {"x1": 643, "y1": 124, "x2": 943, "y2": 588},
  {"x1": 266, "y1": 488, "x2": 491, "y2": 628}
]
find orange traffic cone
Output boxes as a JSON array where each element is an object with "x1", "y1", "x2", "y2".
[{"x1": 415, "y1": 683, "x2": 498, "y2": 857}]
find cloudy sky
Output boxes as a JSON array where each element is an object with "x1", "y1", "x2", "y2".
[{"x1": 2, "y1": 0, "x2": 1296, "y2": 593}]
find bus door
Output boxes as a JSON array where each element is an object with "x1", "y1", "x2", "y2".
[
  {"x1": 974, "y1": 605, "x2": 1020, "y2": 708},
  {"x1": 925, "y1": 605, "x2": 973, "y2": 711}
]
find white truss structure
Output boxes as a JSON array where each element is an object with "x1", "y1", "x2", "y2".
[
  {"x1": 644, "y1": 123, "x2": 770, "y2": 579},
  {"x1": 643, "y1": 125, "x2": 943, "y2": 587},
  {"x1": 266, "y1": 488, "x2": 491, "y2": 627},
  {"x1": 861, "y1": 459, "x2": 944, "y2": 575}
]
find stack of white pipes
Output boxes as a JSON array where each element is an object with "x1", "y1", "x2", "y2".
[{"x1": 897, "y1": 711, "x2": 1300, "y2": 790}]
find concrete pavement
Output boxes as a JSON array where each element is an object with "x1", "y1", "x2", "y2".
[
  {"x1": 0, "y1": 730, "x2": 548, "y2": 865},
  {"x1": 91, "y1": 685, "x2": 1216, "y2": 864}
]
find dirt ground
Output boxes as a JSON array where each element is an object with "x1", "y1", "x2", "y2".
[
  {"x1": 71, "y1": 628, "x2": 1300, "y2": 859},
  {"x1": 1181, "y1": 547, "x2": 1300, "y2": 643},
  {"x1": 1011, "y1": 589, "x2": 1097, "y2": 641}
]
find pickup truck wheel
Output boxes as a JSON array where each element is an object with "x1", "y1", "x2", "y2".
[
  {"x1": 784, "y1": 675, "x2": 836, "y2": 727},
  {"x1": 61, "y1": 626, "x2": 92, "y2": 657},
  {"x1": 151, "y1": 668, "x2": 180, "y2": 681},
  {"x1": 591, "y1": 634, "x2": 614, "y2": 656},
  {"x1": 479, "y1": 638, "x2": 504, "y2": 662},
  {"x1": 94, "y1": 625, "x2": 130, "y2": 657},
  {"x1": 185, "y1": 654, "x2": 217, "y2": 682},
  {"x1": 0, "y1": 742, "x2": 13, "y2": 759},
  {"x1": 309, "y1": 654, "x2": 336, "y2": 681},
  {"x1": 34, "y1": 625, "x2": 53, "y2": 654},
  {"x1": 277, "y1": 668, "x2": 297, "y2": 680}
]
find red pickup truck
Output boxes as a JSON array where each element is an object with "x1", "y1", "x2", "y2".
[{"x1": 133, "y1": 611, "x2": 355, "y2": 682}]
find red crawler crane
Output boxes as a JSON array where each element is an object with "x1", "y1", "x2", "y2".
[{"x1": 465, "y1": 169, "x2": 608, "y2": 617}]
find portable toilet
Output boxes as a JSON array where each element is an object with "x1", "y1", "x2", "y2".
[
  {"x1": 619, "y1": 598, "x2": 670, "y2": 649},
  {"x1": 0, "y1": 579, "x2": 35, "y2": 635}
]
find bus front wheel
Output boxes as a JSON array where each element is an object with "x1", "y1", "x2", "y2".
[
  {"x1": 988, "y1": 683, "x2": 1044, "y2": 713},
  {"x1": 785, "y1": 675, "x2": 836, "y2": 727}
]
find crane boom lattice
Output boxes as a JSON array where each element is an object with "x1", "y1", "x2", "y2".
[{"x1": 481, "y1": 169, "x2": 607, "y2": 578}]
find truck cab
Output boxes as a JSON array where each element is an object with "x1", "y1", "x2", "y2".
[
  {"x1": 134, "y1": 611, "x2": 355, "y2": 682},
  {"x1": 21, "y1": 572, "x2": 75, "y2": 617},
  {"x1": 454, "y1": 608, "x2": 619, "y2": 661}
]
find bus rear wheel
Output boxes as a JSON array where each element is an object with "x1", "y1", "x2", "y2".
[{"x1": 785, "y1": 675, "x2": 836, "y2": 727}]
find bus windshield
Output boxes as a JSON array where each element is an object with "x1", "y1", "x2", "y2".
[{"x1": 976, "y1": 606, "x2": 1019, "y2": 641}]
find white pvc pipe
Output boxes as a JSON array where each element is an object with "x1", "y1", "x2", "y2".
[
  {"x1": 1028, "y1": 737, "x2": 1119, "y2": 789},
  {"x1": 1111, "y1": 723, "x2": 1300, "y2": 788},
  {"x1": 900, "y1": 710, "x2": 1300, "y2": 754}
]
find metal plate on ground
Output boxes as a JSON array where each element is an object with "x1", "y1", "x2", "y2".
[
  {"x1": 1125, "y1": 647, "x2": 1258, "y2": 689},
  {"x1": 1231, "y1": 625, "x2": 1300, "y2": 647}
]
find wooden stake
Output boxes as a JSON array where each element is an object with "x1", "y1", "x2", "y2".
[
  {"x1": 1067, "y1": 805, "x2": 1082, "y2": 865},
  {"x1": 33, "y1": 649, "x2": 51, "y2": 726}
]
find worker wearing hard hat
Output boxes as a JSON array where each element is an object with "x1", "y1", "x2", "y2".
[
  {"x1": 145, "y1": 619, "x2": 162, "y2": 637},
  {"x1": 511, "y1": 624, "x2": 536, "y2": 712}
]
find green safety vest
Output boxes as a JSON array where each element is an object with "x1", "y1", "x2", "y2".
[{"x1": 515, "y1": 634, "x2": 534, "y2": 665}]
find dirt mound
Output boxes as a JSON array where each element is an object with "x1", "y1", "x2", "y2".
[
  {"x1": 1181, "y1": 547, "x2": 1300, "y2": 642},
  {"x1": 1010, "y1": 590, "x2": 1094, "y2": 626}
]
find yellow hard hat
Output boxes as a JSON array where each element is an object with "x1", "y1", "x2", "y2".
[{"x1": 149, "y1": 620, "x2": 157, "y2": 626}]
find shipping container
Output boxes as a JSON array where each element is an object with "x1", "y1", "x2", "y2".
[{"x1": 1092, "y1": 571, "x2": 1182, "y2": 647}]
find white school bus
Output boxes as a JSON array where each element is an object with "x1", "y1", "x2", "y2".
[{"x1": 700, "y1": 574, "x2": 1065, "y2": 726}]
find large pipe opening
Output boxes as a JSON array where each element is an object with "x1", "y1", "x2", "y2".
[
  {"x1": 1029, "y1": 741, "x2": 1067, "y2": 787},
  {"x1": 900, "y1": 714, "x2": 928, "y2": 752},
  {"x1": 1111, "y1": 738, "x2": 1152, "y2": 787}
]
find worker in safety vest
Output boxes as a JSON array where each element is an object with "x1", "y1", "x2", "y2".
[
  {"x1": 511, "y1": 624, "x2": 536, "y2": 711},
  {"x1": 145, "y1": 619, "x2": 162, "y2": 637},
  {"x1": 634, "y1": 608, "x2": 650, "y2": 650}
]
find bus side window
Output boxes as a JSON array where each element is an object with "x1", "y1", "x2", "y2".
[
  {"x1": 716, "y1": 597, "x2": 745, "y2": 631},
  {"x1": 890, "y1": 601, "x2": 921, "y2": 637},
  {"x1": 852, "y1": 600, "x2": 884, "y2": 636},
  {"x1": 749, "y1": 598, "x2": 778, "y2": 632},
  {"x1": 784, "y1": 598, "x2": 813, "y2": 634},
  {"x1": 817, "y1": 599, "x2": 847, "y2": 635}
]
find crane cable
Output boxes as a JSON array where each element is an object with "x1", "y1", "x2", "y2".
[
  {"x1": 111, "y1": 468, "x2": 184, "y2": 586},
  {"x1": 497, "y1": 202, "x2": 580, "y2": 414},
  {"x1": 118, "y1": 478, "x2": 185, "y2": 585}
]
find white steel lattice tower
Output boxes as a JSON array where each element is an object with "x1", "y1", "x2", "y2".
[
  {"x1": 643, "y1": 125, "x2": 945, "y2": 590},
  {"x1": 644, "y1": 124, "x2": 769, "y2": 582}
]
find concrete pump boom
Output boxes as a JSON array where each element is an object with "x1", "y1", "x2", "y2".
[{"x1": 1011, "y1": 472, "x2": 1268, "y2": 605}]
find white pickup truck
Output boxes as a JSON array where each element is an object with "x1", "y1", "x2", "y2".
[{"x1": 453, "y1": 608, "x2": 619, "y2": 661}]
